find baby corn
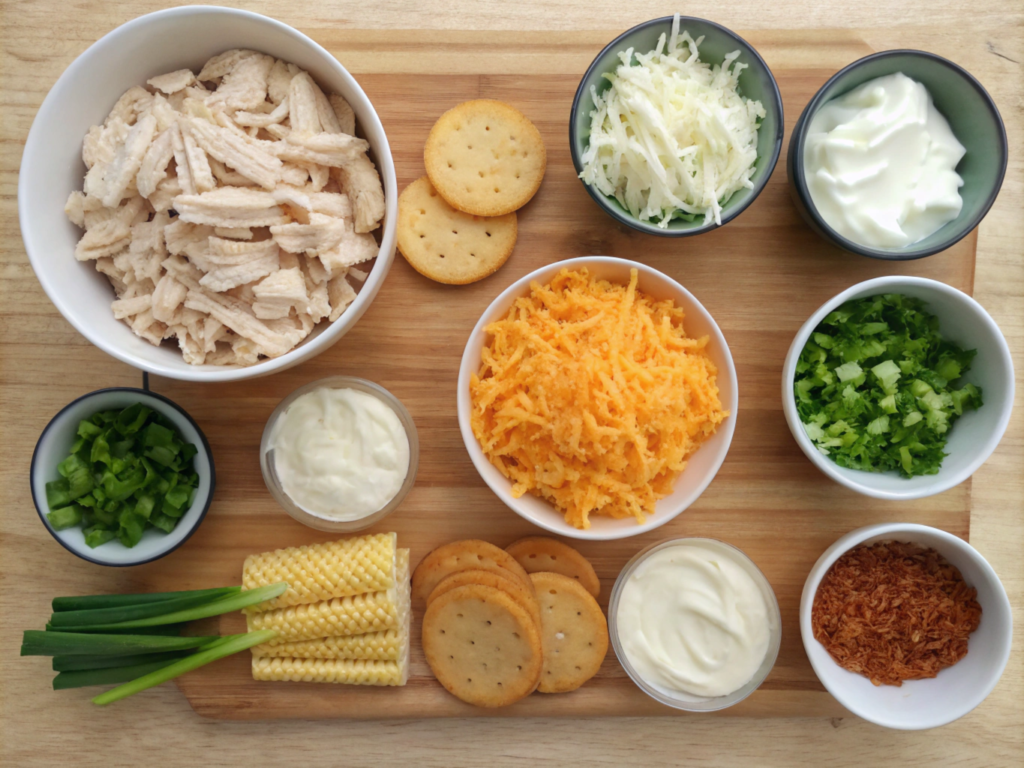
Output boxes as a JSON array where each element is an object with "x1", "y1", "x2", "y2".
[
  {"x1": 246, "y1": 590, "x2": 399, "y2": 642},
  {"x1": 242, "y1": 533, "x2": 397, "y2": 612},
  {"x1": 252, "y1": 657, "x2": 407, "y2": 686},
  {"x1": 251, "y1": 630, "x2": 403, "y2": 661}
]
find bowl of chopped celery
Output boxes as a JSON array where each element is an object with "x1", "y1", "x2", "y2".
[
  {"x1": 31, "y1": 388, "x2": 215, "y2": 566},
  {"x1": 782, "y1": 276, "x2": 1014, "y2": 500},
  {"x1": 569, "y1": 14, "x2": 783, "y2": 237}
]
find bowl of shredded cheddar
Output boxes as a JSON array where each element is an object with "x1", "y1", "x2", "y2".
[{"x1": 458, "y1": 257, "x2": 738, "y2": 540}]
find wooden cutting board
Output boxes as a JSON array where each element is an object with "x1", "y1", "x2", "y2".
[{"x1": 139, "y1": 28, "x2": 976, "y2": 719}]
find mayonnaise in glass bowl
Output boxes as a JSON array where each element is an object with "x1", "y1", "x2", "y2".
[
  {"x1": 609, "y1": 538, "x2": 782, "y2": 711},
  {"x1": 260, "y1": 377, "x2": 419, "y2": 532}
]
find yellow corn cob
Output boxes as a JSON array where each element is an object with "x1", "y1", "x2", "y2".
[
  {"x1": 251, "y1": 550, "x2": 412, "y2": 660},
  {"x1": 246, "y1": 589, "x2": 398, "y2": 642},
  {"x1": 252, "y1": 657, "x2": 407, "y2": 686},
  {"x1": 251, "y1": 630, "x2": 403, "y2": 661},
  {"x1": 242, "y1": 533, "x2": 397, "y2": 613}
]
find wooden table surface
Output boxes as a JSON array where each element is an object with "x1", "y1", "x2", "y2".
[{"x1": 1, "y1": 1, "x2": 1020, "y2": 765}]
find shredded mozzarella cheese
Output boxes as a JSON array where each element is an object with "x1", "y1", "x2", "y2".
[{"x1": 579, "y1": 14, "x2": 765, "y2": 228}]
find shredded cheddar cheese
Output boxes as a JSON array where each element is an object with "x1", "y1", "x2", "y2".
[{"x1": 470, "y1": 267, "x2": 727, "y2": 529}]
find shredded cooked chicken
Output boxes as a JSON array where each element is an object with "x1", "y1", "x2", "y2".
[
  {"x1": 812, "y1": 541, "x2": 982, "y2": 686},
  {"x1": 65, "y1": 49, "x2": 384, "y2": 367}
]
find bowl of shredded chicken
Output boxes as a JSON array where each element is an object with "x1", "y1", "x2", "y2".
[
  {"x1": 20, "y1": 7, "x2": 398, "y2": 380},
  {"x1": 457, "y1": 257, "x2": 738, "y2": 541},
  {"x1": 570, "y1": 15, "x2": 783, "y2": 236}
]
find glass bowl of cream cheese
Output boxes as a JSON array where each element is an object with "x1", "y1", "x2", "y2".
[
  {"x1": 260, "y1": 376, "x2": 419, "y2": 532},
  {"x1": 609, "y1": 537, "x2": 782, "y2": 711}
]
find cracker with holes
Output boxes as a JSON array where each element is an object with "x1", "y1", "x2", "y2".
[
  {"x1": 530, "y1": 572, "x2": 608, "y2": 693},
  {"x1": 422, "y1": 584, "x2": 543, "y2": 707},
  {"x1": 428, "y1": 568, "x2": 541, "y2": 630},
  {"x1": 397, "y1": 176, "x2": 516, "y2": 284},
  {"x1": 424, "y1": 100, "x2": 546, "y2": 217},
  {"x1": 412, "y1": 539, "x2": 533, "y2": 603},
  {"x1": 506, "y1": 537, "x2": 601, "y2": 598}
]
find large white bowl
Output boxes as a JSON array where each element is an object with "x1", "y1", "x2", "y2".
[
  {"x1": 18, "y1": 6, "x2": 398, "y2": 382},
  {"x1": 457, "y1": 256, "x2": 738, "y2": 541},
  {"x1": 782, "y1": 276, "x2": 1014, "y2": 500},
  {"x1": 800, "y1": 523, "x2": 1013, "y2": 730}
]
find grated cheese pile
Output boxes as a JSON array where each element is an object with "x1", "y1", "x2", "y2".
[
  {"x1": 579, "y1": 14, "x2": 766, "y2": 228},
  {"x1": 469, "y1": 268, "x2": 727, "y2": 529}
]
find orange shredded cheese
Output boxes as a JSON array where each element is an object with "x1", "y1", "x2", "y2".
[{"x1": 469, "y1": 267, "x2": 727, "y2": 529}]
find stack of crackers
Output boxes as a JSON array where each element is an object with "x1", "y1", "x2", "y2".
[
  {"x1": 398, "y1": 100, "x2": 546, "y2": 284},
  {"x1": 414, "y1": 537, "x2": 608, "y2": 707}
]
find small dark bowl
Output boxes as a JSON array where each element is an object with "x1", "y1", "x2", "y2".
[
  {"x1": 787, "y1": 50, "x2": 1008, "y2": 260},
  {"x1": 570, "y1": 16, "x2": 784, "y2": 237},
  {"x1": 30, "y1": 388, "x2": 215, "y2": 567}
]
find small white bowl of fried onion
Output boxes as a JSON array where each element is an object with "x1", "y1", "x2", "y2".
[
  {"x1": 457, "y1": 256, "x2": 738, "y2": 541},
  {"x1": 19, "y1": 6, "x2": 397, "y2": 381}
]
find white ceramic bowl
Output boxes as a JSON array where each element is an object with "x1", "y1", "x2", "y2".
[
  {"x1": 457, "y1": 256, "x2": 738, "y2": 540},
  {"x1": 800, "y1": 523, "x2": 1013, "y2": 730},
  {"x1": 782, "y1": 276, "x2": 1014, "y2": 500},
  {"x1": 30, "y1": 388, "x2": 215, "y2": 567},
  {"x1": 18, "y1": 6, "x2": 398, "y2": 382}
]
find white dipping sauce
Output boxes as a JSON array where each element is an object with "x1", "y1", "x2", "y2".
[
  {"x1": 268, "y1": 387, "x2": 410, "y2": 521},
  {"x1": 803, "y1": 72, "x2": 965, "y2": 249},
  {"x1": 617, "y1": 540, "x2": 772, "y2": 699}
]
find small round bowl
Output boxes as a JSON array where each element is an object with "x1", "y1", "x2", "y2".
[
  {"x1": 19, "y1": 6, "x2": 398, "y2": 381},
  {"x1": 30, "y1": 388, "x2": 215, "y2": 567},
  {"x1": 800, "y1": 523, "x2": 1013, "y2": 730},
  {"x1": 260, "y1": 376, "x2": 419, "y2": 533},
  {"x1": 781, "y1": 276, "x2": 1014, "y2": 500},
  {"x1": 787, "y1": 50, "x2": 1007, "y2": 260},
  {"x1": 570, "y1": 16, "x2": 783, "y2": 237},
  {"x1": 609, "y1": 538, "x2": 782, "y2": 711},
  {"x1": 457, "y1": 256, "x2": 738, "y2": 540}
]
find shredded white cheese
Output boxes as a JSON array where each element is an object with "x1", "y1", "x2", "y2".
[{"x1": 579, "y1": 14, "x2": 766, "y2": 228}]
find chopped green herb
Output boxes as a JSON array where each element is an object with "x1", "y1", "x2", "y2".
[
  {"x1": 44, "y1": 404, "x2": 201, "y2": 548},
  {"x1": 795, "y1": 294, "x2": 982, "y2": 478}
]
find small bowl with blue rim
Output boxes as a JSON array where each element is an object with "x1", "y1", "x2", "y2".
[{"x1": 569, "y1": 16, "x2": 784, "y2": 237}]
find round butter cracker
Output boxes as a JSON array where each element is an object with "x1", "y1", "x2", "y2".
[
  {"x1": 422, "y1": 584, "x2": 543, "y2": 707},
  {"x1": 506, "y1": 536, "x2": 601, "y2": 598},
  {"x1": 424, "y1": 100, "x2": 546, "y2": 216},
  {"x1": 428, "y1": 568, "x2": 542, "y2": 630},
  {"x1": 397, "y1": 176, "x2": 516, "y2": 285},
  {"x1": 412, "y1": 539, "x2": 533, "y2": 603},
  {"x1": 530, "y1": 572, "x2": 608, "y2": 694}
]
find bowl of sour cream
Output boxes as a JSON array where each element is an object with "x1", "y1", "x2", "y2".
[
  {"x1": 609, "y1": 538, "x2": 782, "y2": 711},
  {"x1": 787, "y1": 50, "x2": 1007, "y2": 260},
  {"x1": 260, "y1": 376, "x2": 419, "y2": 532}
]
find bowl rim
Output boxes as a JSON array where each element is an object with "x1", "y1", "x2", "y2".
[
  {"x1": 780, "y1": 275, "x2": 1015, "y2": 500},
  {"x1": 456, "y1": 255, "x2": 738, "y2": 540},
  {"x1": 17, "y1": 5, "x2": 398, "y2": 382},
  {"x1": 29, "y1": 387, "x2": 216, "y2": 567},
  {"x1": 788, "y1": 49, "x2": 1008, "y2": 261},
  {"x1": 568, "y1": 15, "x2": 784, "y2": 238},
  {"x1": 798, "y1": 522, "x2": 1013, "y2": 730},
  {"x1": 609, "y1": 537, "x2": 783, "y2": 711},
  {"x1": 259, "y1": 375, "x2": 420, "y2": 532}
]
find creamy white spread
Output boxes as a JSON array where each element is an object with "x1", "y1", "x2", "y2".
[
  {"x1": 616, "y1": 540, "x2": 771, "y2": 699},
  {"x1": 803, "y1": 72, "x2": 965, "y2": 249},
  {"x1": 268, "y1": 387, "x2": 410, "y2": 521}
]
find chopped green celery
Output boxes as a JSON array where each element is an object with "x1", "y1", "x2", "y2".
[
  {"x1": 834, "y1": 362, "x2": 863, "y2": 382},
  {"x1": 77, "y1": 420, "x2": 104, "y2": 439},
  {"x1": 144, "y1": 446, "x2": 177, "y2": 467},
  {"x1": 910, "y1": 379, "x2": 933, "y2": 398},
  {"x1": 90, "y1": 434, "x2": 112, "y2": 466},
  {"x1": 58, "y1": 454, "x2": 94, "y2": 500},
  {"x1": 46, "y1": 479, "x2": 72, "y2": 509},
  {"x1": 47, "y1": 505, "x2": 84, "y2": 531},
  {"x1": 142, "y1": 423, "x2": 176, "y2": 449},
  {"x1": 134, "y1": 494, "x2": 156, "y2": 520},
  {"x1": 85, "y1": 529, "x2": 116, "y2": 548},
  {"x1": 879, "y1": 394, "x2": 897, "y2": 414},
  {"x1": 103, "y1": 466, "x2": 146, "y2": 502},
  {"x1": 117, "y1": 511, "x2": 147, "y2": 548},
  {"x1": 163, "y1": 485, "x2": 190, "y2": 510},
  {"x1": 903, "y1": 411, "x2": 924, "y2": 427},
  {"x1": 871, "y1": 360, "x2": 902, "y2": 394},
  {"x1": 115, "y1": 403, "x2": 152, "y2": 436},
  {"x1": 149, "y1": 513, "x2": 178, "y2": 533},
  {"x1": 866, "y1": 416, "x2": 890, "y2": 435}
]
